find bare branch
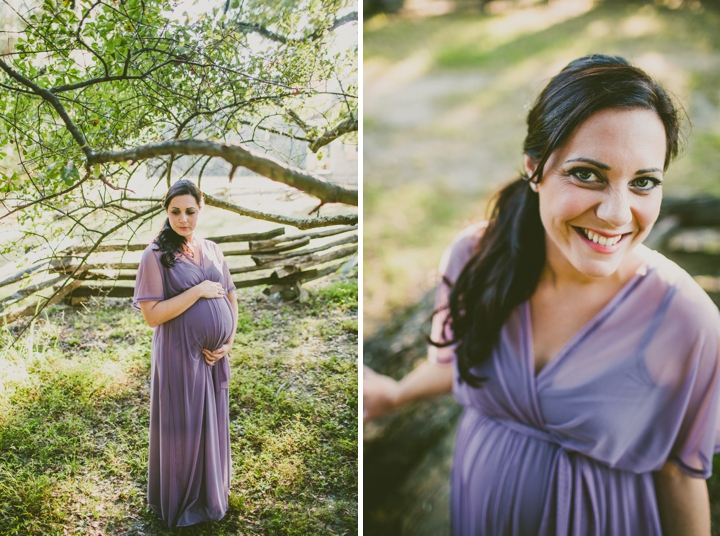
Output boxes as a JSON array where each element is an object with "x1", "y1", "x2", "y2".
[
  {"x1": 50, "y1": 73, "x2": 148, "y2": 94},
  {"x1": 330, "y1": 12, "x2": 359, "y2": 31},
  {"x1": 285, "y1": 108, "x2": 318, "y2": 136},
  {"x1": 0, "y1": 174, "x2": 91, "y2": 221},
  {"x1": 89, "y1": 139, "x2": 358, "y2": 206},
  {"x1": 204, "y1": 194, "x2": 357, "y2": 230},
  {"x1": 309, "y1": 113, "x2": 358, "y2": 153}
]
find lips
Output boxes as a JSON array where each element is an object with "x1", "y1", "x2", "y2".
[{"x1": 573, "y1": 226, "x2": 630, "y2": 252}]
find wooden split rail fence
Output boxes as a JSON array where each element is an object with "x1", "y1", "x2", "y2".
[{"x1": 0, "y1": 224, "x2": 358, "y2": 324}]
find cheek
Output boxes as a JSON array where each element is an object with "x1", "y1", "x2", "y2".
[
  {"x1": 634, "y1": 197, "x2": 662, "y2": 230},
  {"x1": 538, "y1": 189, "x2": 594, "y2": 230}
]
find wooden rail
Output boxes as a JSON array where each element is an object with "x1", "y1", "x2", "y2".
[{"x1": 0, "y1": 224, "x2": 357, "y2": 324}]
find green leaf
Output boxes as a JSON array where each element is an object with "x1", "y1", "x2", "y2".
[{"x1": 61, "y1": 161, "x2": 80, "y2": 185}]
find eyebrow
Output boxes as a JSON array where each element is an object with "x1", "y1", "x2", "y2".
[{"x1": 565, "y1": 157, "x2": 662, "y2": 175}]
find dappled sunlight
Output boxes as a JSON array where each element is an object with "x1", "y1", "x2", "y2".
[
  {"x1": 620, "y1": 11, "x2": 662, "y2": 37},
  {"x1": 366, "y1": 0, "x2": 593, "y2": 97},
  {"x1": 366, "y1": 52, "x2": 434, "y2": 101},
  {"x1": 0, "y1": 358, "x2": 30, "y2": 409},
  {"x1": 635, "y1": 52, "x2": 689, "y2": 96},
  {"x1": 440, "y1": 0, "x2": 593, "y2": 60},
  {"x1": 364, "y1": 1, "x2": 720, "y2": 334},
  {"x1": 1, "y1": 274, "x2": 356, "y2": 534}
]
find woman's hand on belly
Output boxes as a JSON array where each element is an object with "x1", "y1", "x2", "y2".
[
  {"x1": 195, "y1": 280, "x2": 226, "y2": 299},
  {"x1": 202, "y1": 342, "x2": 232, "y2": 366}
]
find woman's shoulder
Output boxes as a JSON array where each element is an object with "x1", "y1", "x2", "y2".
[
  {"x1": 641, "y1": 246, "x2": 720, "y2": 333},
  {"x1": 142, "y1": 242, "x2": 161, "y2": 256},
  {"x1": 200, "y1": 237, "x2": 223, "y2": 256},
  {"x1": 438, "y1": 222, "x2": 487, "y2": 280}
]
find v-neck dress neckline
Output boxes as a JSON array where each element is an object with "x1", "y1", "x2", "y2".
[
  {"x1": 433, "y1": 225, "x2": 720, "y2": 536},
  {"x1": 182, "y1": 238, "x2": 204, "y2": 269},
  {"x1": 525, "y1": 257, "x2": 649, "y2": 383}
]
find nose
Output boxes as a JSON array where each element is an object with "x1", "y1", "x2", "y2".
[{"x1": 595, "y1": 187, "x2": 632, "y2": 228}]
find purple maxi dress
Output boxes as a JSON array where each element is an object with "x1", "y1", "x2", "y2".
[
  {"x1": 133, "y1": 239, "x2": 236, "y2": 527},
  {"x1": 429, "y1": 225, "x2": 720, "y2": 536}
]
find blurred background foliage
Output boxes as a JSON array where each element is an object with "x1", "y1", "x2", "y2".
[
  {"x1": 364, "y1": 0, "x2": 720, "y2": 335},
  {"x1": 364, "y1": 0, "x2": 720, "y2": 533}
]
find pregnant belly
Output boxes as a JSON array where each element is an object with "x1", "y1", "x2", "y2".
[
  {"x1": 453, "y1": 410, "x2": 555, "y2": 535},
  {"x1": 452, "y1": 409, "x2": 661, "y2": 536},
  {"x1": 179, "y1": 296, "x2": 234, "y2": 352}
]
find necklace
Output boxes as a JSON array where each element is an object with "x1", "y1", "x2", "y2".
[{"x1": 183, "y1": 241, "x2": 195, "y2": 259}]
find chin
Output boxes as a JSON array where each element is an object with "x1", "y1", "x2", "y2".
[{"x1": 572, "y1": 257, "x2": 624, "y2": 279}]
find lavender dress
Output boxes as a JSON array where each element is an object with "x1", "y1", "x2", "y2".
[
  {"x1": 429, "y1": 225, "x2": 720, "y2": 535},
  {"x1": 133, "y1": 239, "x2": 236, "y2": 527}
]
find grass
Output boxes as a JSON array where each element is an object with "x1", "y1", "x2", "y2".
[{"x1": 0, "y1": 272, "x2": 358, "y2": 535}]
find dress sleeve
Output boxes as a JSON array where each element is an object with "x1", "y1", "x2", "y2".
[
  {"x1": 132, "y1": 245, "x2": 165, "y2": 310},
  {"x1": 668, "y1": 323, "x2": 720, "y2": 478},
  {"x1": 427, "y1": 224, "x2": 485, "y2": 365},
  {"x1": 217, "y1": 243, "x2": 236, "y2": 294}
]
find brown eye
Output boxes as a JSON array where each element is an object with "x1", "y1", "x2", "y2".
[
  {"x1": 570, "y1": 168, "x2": 600, "y2": 183},
  {"x1": 632, "y1": 177, "x2": 660, "y2": 191}
]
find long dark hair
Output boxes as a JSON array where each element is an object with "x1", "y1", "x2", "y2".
[
  {"x1": 439, "y1": 54, "x2": 682, "y2": 387},
  {"x1": 153, "y1": 180, "x2": 204, "y2": 268}
]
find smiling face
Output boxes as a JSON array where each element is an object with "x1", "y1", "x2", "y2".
[
  {"x1": 527, "y1": 107, "x2": 667, "y2": 282},
  {"x1": 166, "y1": 194, "x2": 201, "y2": 240}
]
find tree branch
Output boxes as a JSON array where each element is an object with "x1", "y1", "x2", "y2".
[
  {"x1": 204, "y1": 194, "x2": 357, "y2": 230},
  {"x1": 89, "y1": 139, "x2": 358, "y2": 206},
  {"x1": 0, "y1": 173, "x2": 91, "y2": 221},
  {"x1": 0, "y1": 58, "x2": 92, "y2": 156},
  {"x1": 330, "y1": 12, "x2": 359, "y2": 31},
  {"x1": 309, "y1": 113, "x2": 358, "y2": 152},
  {"x1": 236, "y1": 11, "x2": 358, "y2": 44}
]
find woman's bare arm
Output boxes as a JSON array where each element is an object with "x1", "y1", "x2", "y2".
[
  {"x1": 226, "y1": 290, "x2": 238, "y2": 345},
  {"x1": 363, "y1": 359, "x2": 454, "y2": 421},
  {"x1": 653, "y1": 461, "x2": 710, "y2": 536},
  {"x1": 139, "y1": 280, "x2": 225, "y2": 328}
]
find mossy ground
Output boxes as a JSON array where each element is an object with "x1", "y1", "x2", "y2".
[{"x1": 0, "y1": 273, "x2": 358, "y2": 535}]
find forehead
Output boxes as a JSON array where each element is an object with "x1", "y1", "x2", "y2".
[
  {"x1": 557, "y1": 108, "x2": 667, "y2": 169},
  {"x1": 168, "y1": 194, "x2": 200, "y2": 210}
]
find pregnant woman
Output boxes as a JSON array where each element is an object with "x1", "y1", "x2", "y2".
[
  {"x1": 364, "y1": 55, "x2": 720, "y2": 535},
  {"x1": 133, "y1": 179, "x2": 238, "y2": 527}
]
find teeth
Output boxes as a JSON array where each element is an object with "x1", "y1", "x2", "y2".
[{"x1": 582, "y1": 228, "x2": 622, "y2": 247}]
